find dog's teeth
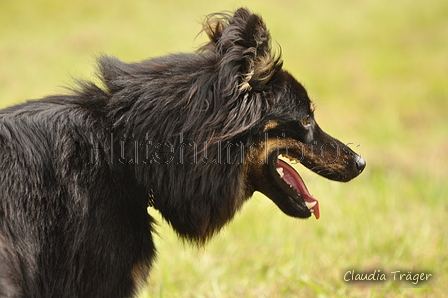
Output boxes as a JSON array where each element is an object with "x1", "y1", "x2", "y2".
[
  {"x1": 305, "y1": 201, "x2": 317, "y2": 210},
  {"x1": 309, "y1": 209, "x2": 314, "y2": 213},
  {"x1": 276, "y1": 168, "x2": 284, "y2": 177}
]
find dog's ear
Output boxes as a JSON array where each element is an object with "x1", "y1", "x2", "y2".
[{"x1": 201, "y1": 8, "x2": 282, "y2": 92}]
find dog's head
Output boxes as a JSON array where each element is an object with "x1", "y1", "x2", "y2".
[
  {"x1": 201, "y1": 8, "x2": 366, "y2": 220},
  {"x1": 100, "y1": 8, "x2": 365, "y2": 242}
]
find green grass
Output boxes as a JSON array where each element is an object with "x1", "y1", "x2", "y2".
[{"x1": 1, "y1": 0, "x2": 447, "y2": 297}]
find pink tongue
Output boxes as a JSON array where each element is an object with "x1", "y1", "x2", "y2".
[{"x1": 277, "y1": 160, "x2": 320, "y2": 219}]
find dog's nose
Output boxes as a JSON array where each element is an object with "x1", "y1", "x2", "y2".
[{"x1": 355, "y1": 155, "x2": 366, "y2": 173}]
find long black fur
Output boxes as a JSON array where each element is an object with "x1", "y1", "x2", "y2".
[{"x1": 0, "y1": 8, "x2": 365, "y2": 297}]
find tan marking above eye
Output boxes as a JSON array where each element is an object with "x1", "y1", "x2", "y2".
[{"x1": 310, "y1": 102, "x2": 316, "y2": 113}]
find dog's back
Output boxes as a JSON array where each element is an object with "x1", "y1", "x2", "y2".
[{"x1": 0, "y1": 98, "x2": 155, "y2": 297}]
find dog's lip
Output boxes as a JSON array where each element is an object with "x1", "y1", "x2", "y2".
[{"x1": 270, "y1": 153, "x2": 320, "y2": 219}]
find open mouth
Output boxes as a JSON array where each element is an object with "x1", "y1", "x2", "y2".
[{"x1": 269, "y1": 153, "x2": 320, "y2": 219}]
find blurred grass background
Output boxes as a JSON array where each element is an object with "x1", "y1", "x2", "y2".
[{"x1": 0, "y1": 0, "x2": 446, "y2": 297}]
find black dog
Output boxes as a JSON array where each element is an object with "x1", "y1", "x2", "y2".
[{"x1": 0, "y1": 8, "x2": 365, "y2": 298}]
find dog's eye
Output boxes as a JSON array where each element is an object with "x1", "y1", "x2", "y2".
[{"x1": 301, "y1": 115, "x2": 311, "y2": 127}]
